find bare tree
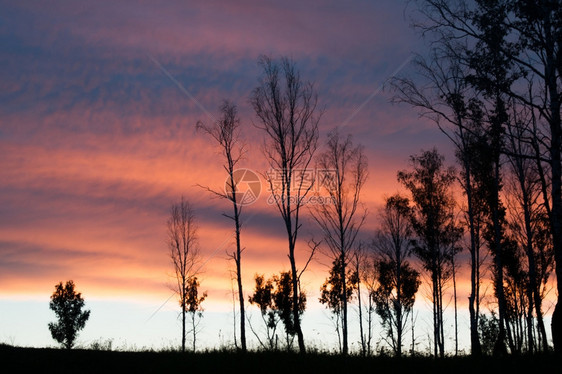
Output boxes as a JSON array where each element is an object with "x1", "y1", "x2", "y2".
[
  {"x1": 167, "y1": 197, "x2": 201, "y2": 352},
  {"x1": 250, "y1": 55, "x2": 321, "y2": 353},
  {"x1": 197, "y1": 101, "x2": 248, "y2": 351},
  {"x1": 312, "y1": 129, "x2": 367, "y2": 355}
]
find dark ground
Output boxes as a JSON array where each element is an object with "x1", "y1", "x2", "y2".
[{"x1": 0, "y1": 344, "x2": 559, "y2": 374}]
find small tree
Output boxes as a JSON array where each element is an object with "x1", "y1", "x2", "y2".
[
  {"x1": 372, "y1": 194, "x2": 421, "y2": 357},
  {"x1": 319, "y1": 257, "x2": 359, "y2": 353},
  {"x1": 248, "y1": 271, "x2": 306, "y2": 350},
  {"x1": 185, "y1": 276, "x2": 207, "y2": 352},
  {"x1": 479, "y1": 312, "x2": 500, "y2": 356},
  {"x1": 48, "y1": 280, "x2": 90, "y2": 350},
  {"x1": 167, "y1": 197, "x2": 201, "y2": 352},
  {"x1": 248, "y1": 274, "x2": 281, "y2": 350}
]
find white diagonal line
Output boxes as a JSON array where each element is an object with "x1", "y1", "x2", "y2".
[
  {"x1": 148, "y1": 54, "x2": 217, "y2": 123},
  {"x1": 341, "y1": 54, "x2": 413, "y2": 129}
]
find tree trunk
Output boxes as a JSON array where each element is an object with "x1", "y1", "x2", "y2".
[
  {"x1": 356, "y1": 258, "x2": 366, "y2": 356},
  {"x1": 411, "y1": 308, "x2": 415, "y2": 355},
  {"x1": 522, "y1": 181, "x2": 537, "y2": 354},
  {"x1": 432, "y1": 270, "x2": 439, "y2": 357},
  {"x1": 438, "y1": 268, "x2": 445, "y2": 358},
  {"x1": 289, "y1": 238, "x2": 306, "y2": 354},
  {"x1": 192, "y1": 312, "x2": 196, "y2": 351},
  {"x1": 182, "y1": 306, "x2": 186, "y2": 353},
  {"x1": 452, "y1": 255, "x2": 458, "y2": 356},
  {"x1": 341, "y1": 253, "x2": 348, "y2": 355},
  {"x1": 396, "y1": 247, "x2": 403, "y2": 358},
  {"x1": 234, "y1": 206, "x2": 246, "y2": 352},
  {"x1": 492, "y1": 152, "x2": 508, "y2": 356},
  {"x1": 545, "y1": 10, "x2": 562, "y2": 353},
  {"x1": 463, "y1": 157, "x2": 483, "y2": 356}
]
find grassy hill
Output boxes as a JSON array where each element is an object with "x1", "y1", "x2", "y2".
[{"x1": 1, "y1": 344, "x2": 559, "y2": 374}]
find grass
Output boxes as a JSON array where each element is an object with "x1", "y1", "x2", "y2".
[{"x1": 0, "y1": 344, "x2": 559, "y2": 373}]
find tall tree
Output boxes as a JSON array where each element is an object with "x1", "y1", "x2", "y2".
[
  {"x1": 312, "y1": 129, "x2": 367, "y2": 355},
  {"x1": 402, "y1": 0, "x2": 562, "y2": 353},
  {"x1": 167, "y1": 197, "x2": 201, "y2": 352},
  {"x1": 250, "y1": 55, "x2": 321, "y2": 353},
  {"x1": 371, "y1": 194, "x2": 421, "y2": 357},
  {"x1": 508, "y1": 0, "x2": 562, "y2": 352},
  {"x1": 398, "y1": 149, "x2": 462, "y2": 358},
  {"x1": 465, "y1": 1, "x2": 518, "y2": 354},
  {"x1": 390, "y1": 43, "x2": 486, "y2": 356},
  {"x1": 48, "y1": 280, "x2": 90, "y2": 350},
  {"x1": 197, "y1": 101, "x2": 248, "y2": 351},
  {"x1": 504, "y1": 106, "x2": 553, "y2": 352}
]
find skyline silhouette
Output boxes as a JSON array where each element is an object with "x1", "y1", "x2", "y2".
[{"x1": 1, "y1": 0, "x2": 558, "y2": 354}]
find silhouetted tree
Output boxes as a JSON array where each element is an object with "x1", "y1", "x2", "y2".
[
  {"x1": 402, "y1": 0, "x2": 562, "y2": 353},
  {"x1": 311, "y1": 129, "x2": 367, "y2": 355},
  {"x1": 48, "y1": 280, "x2": 90, "y2": 350},
  {"x1": 508, "y1": 3, "x2": 562, "y2": 350},
  {"x1": 319, "y1": 257, "x2": 359, "y2": 353},
  {"x1": 357, "y1": 249, "x2": 378, "y2": 356},
  {"x1": 372, "y1": 194, "x2": 420, "y2": 357},
  {"x1": 464, "y1": 1, "x2": 518, "y2": 355},
  {"x1": 167, "y1": 197, "x2": 201, "y2": 352},
  {"x1": 248, "y1": 274, "x2": 280, "y2": 350},
  {"x1": 184, "y1": 276, "x2": 207, "y2": 352},
  {"x1": 479, "y1": 311, "x2": 501, "y2": 356},
  {"x1": 502, "y1": 235, "x2": 529, "y2": 354},
  {"x1": 352, "y1": 246, "x2": 370, "y2": 356},
  {"x1": 249, "y1": 271, "x2": 306, "y2": 350},
  {"x1": 251, "y1": 55, "x2": 321, "y2": 353},
  {"x1": 450, "y1": 237, "x2": 461, "y2": 356},
  {"x1": 398, "y1": 149, "x2": 462, "y2": 357},
  {"x1": 390, "y1": 40, "x2": 486, "y2": 357},
  {"x1": 505, "y1": 105, "x2": 554, "y2": 352},
  {"x1": 197, "y1": 101, "x2": 248, "y2": 351}
]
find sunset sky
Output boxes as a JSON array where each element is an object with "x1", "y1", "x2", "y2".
[{"x1": 1, "y1": 0, "x2": 546, "y2": 351}]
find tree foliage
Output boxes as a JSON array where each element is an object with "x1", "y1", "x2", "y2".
[
  {"x1": 48, "y1": 280, "x2": 90, "y2": 350},
  {"x1": 371, "y1": 194, "x2": 420, "y2": 357},
  {"x1": 249, "y1": 271, "x2": 306, "y2": 350},
  {"x1": 398, "y1": 149, "x2": 462, "y2": 357}
]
